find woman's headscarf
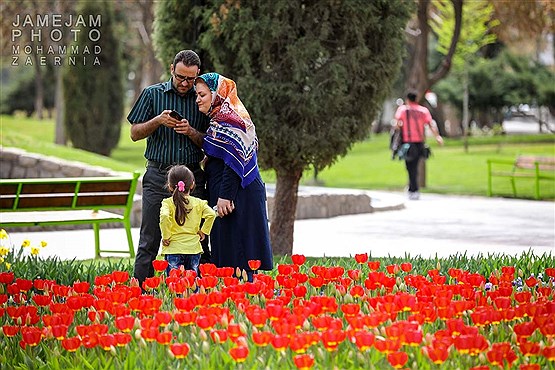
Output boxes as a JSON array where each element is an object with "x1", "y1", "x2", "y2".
[{"x1": 196, "y1": 73, "x2": 259, "y2": 188}]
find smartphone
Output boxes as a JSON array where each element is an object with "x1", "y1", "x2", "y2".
[{"x1": 169, "y1": 110, "x2": 183, "y2": 120}]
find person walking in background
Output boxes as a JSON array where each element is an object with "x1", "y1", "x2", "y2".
[
  {"x1": 160, "y1": 165, "x2": 216, "y2": 276},
  {"x1": 127, "y1": 50, "x2": 211, "y2": 289},
  {"x1": 194, "y1": 73, "x2": 273, "y2": 282},
  {"x1": 394, "y1": 90, "x2": 444, "y2": 200}
]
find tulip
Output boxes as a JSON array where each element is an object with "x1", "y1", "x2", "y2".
[
  {"x1": 353, "y1": 331, "x2": 374, "y2": 351},
  {"x1": 542, "y1": 345, "x2": 555, "y2": 361},
  {"x1": 170, "y1": 342, "x2": 190, "y2": 359},
  {"x1": 387, "y1": 351, "x2": 408, "y2": 369},
  {"x1": 152, "y1": 259, "x2": 169, "y2": 272},
  {"x1": 519, "y1": 340, "x2": 541, "y2": 356},
  {"x1": 156, "y1": 331, "x2": 172, "y2": 345},
  {"x1": 354, "y1": 253, "x2": 368, "y2": 264},
  {"x1": 61, "y1": 336, "x2": 81, "y2": 352},
  {"x1": 291, "y1": 254, "x2": 307, "y2": 266},
  {"x1": 21, "y1": 326, "x2": 42, "y2": 346},
  {"x1": 423, "y1": 343, "x2": 449, "y2": 364},
  {"x1": 293, "y1": 354, "x2": 315, "y2": 369},
  {"x1": 252, "y1": 331, "x2": 273, "y2": 347},
  {"x1": 248, "y1": 259, "x2": 261, "y2": 271},
  {"x1": 229, "y1": 345, "x2": 249, "y2": 363},
  {"x1": 2, "y1": 325, "x2": 19, "y2": 337}
]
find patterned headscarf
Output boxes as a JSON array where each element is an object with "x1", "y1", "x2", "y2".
[{"x1": 196, "y1": 73, "x2": 259, "y2": 188}]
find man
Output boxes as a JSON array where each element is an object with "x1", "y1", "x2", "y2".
[
  {"x1": 394, "y1": 90, "x2": 443, "y2": 200},
  {"x1": 128, "y1": 50, "x2": 210, "y2": 288}
]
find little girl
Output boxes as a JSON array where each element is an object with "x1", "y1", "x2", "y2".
[{"x1": 159, "y1": 165, "x2": 216, "y2": 276}]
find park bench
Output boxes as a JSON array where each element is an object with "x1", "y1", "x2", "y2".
[
  {"x1": 487, "y1": 155, "x2": 555, "y2": 199},
  {"x1": 0, "y1": 172, "x2": 140, "y2": 258}
]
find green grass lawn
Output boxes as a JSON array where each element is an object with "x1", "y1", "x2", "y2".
[{"x1": 2, "y1": 114, "x2": 554, "y2": 199}]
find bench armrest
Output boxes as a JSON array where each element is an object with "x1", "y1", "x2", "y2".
[{"x1": 486, "y1": 158, "x2": 516, "y2": 166}]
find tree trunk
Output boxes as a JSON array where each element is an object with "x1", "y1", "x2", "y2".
[
  {"x1": 33, "y1": 54, "x2": 44, "y2": 120},
  {"x1": 54, "y1": 65, "x2": 66, "y2": 145},
  {"x1": 407, "y1": 0, "x2": 430, "y2": 97},
  {"x1": 270, "y1": 168, "x2": 302, "y2": 256},
  {"x1": 408, "y1": 0, "x2": 463, "y2": 96},
  {"x1": 462, "y1": 68, "x2": 469, "y2": 153},
  {"x1": 418, "y1": 159, "x2": 426, "y2": 188}
]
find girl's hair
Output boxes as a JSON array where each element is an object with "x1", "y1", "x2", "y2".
[{"x1": 166, "y1": 165, "x2": 195, "y2": 226}]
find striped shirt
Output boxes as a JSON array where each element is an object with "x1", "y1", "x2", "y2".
[
  {"x1": 394, "y1": 102, "x2": 432, "y2": 143},
  {"x1": 127, "y1": 80, "x2": 210, "y2": 165}
]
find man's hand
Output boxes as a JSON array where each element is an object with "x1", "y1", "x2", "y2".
[
  {"x1": 162, "y1": 110, "x2": 181, "y2": 129},
  {"x1": 198, "y1": 231, "x2": 206, "y2": 241},
  {"x1": 436, "y1": 135, "x2": 444, "y2": 146},
  {"x1": 214, "y1": 198, "x2": 235, "y2": 217},
  {"x1": 162, "y1": 239, "x2": 170, "y2": 246}
]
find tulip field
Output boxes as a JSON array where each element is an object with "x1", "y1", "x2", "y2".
[{"x1": 1, "y1": 232, "x2": 554, "y2": 369}]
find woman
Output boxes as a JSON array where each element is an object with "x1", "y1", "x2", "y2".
[{"x1": 194, "y1": 73, "x2": 273, "y2": 280}]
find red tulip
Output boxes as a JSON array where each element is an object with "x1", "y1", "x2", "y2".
[
  {"x1": 354, "y1": 253, "x2": 368, "y2": 264},
  {"x1": 0, "y1": 271, "x2": 15, "y2": 284},
  {"x1": 195, "y1": 314, "x2": 217, "y2": 330},
  {"x1": 387, "y1": 351, "x2": 408, "y2": 369},
  {"x1": 513, "y1": 322, "x2": 537, "y2": 338},
  {"x1": 293, "y1": 354, "x2": 315, "y2": 369},
  {"x1": 154, "y1": 311, "x2": 173, "y2": 327},
  {"x1": 271, "y1": 334, "x2": 290, "y2": 351},
  {"x1": 248, "y1": 259, "x2": 261, "y2": 271},
  {"x1": 423, "y1": 343, "x2": 449, "y2": 364},
  {"x1": 32, "y1": 294, "x2": 52, "y2": 307},
  {"x1": 170, "y1": 343, "x2": 190, "y2": 359},
  {"x1": 72, "y1": 281, "x2": 90, "y2": 294},
  {"x1": 156, "y1": 331, "x2": 173, "y2": 345},
  {"x1": 353, "y1": 331, "x2": 374, "y2": 351},
  {"x1": 21, "y1": 326, "x2": 42, "y2": 346},
  {"x1": 152, "y1": 259, "x2": 169, "y2": 272},
  {"x1": 111, "y1": 271, "x2": 129, "y2": 284},
  {"x1": 61, "y1": 336, "x2": 81, "y2": 352},
  {"x1": 321, "y1": 329, "x2": 346, "y2": 351},
  {"x1": 113, "y1": 332, "x2": 132, "y2": 347},
  {"x1": 199, "y1": 263, "x2": 217, "y2": 276},
  {"x1": 291, "y1": 254, "x2": 306, "y2": 265},
  {"x1": 210, "y1": 329, "x2": 228, "y2": 343},
  {"x1": 340, "y1": 303, "x2": 360, "y2": 317},
  {"x1": 115, "y1": 315, "x2": 135, "y2": 332},
  {"x1": 400, "y1": 262, "x2": 412, "y2": 272},
  {"x1": 2, "y1": 325, "x2": 19, "y2": 337},
  {"x1": 525, "y1": 276, "x2": 538, "y2": 288},
  {"x1": 229, "y1": 345, "x2": 249, "y2": 362},
  {"x1": 252, "y1": 331, "x2": 273, "y2": 347},
  {"x1": 520, "y1": 365, "x2": 540, "y2": 370},
  {"x1": 140, "y1": 327, "x2": 159, "y2": 342},
  {"x1": 51, "y1": 324, "x2": 69, "y2": 340},
  {"x1": 367, "y1": 261, "x2": 380, "y2": 271},
  {"x1": 519, "y1": 340, "x2": 541, "y2": 356},
  {"x1": 292, "y1": 284, "x2": 307, "y2": 298},
  {"x1": 543, "y1": 345, "x2": 555, "y2": 361}
]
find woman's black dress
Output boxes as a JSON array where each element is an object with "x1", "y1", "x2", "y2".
[{"x1": 204, "y1": 156, "x2": 273, "y2": 272}]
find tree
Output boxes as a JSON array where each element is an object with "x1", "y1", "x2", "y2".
[
  {"x1": 195, "y1": 1, "x2": 412, "y2": 255},
  {"x1": 152, "y1": 0, "x2": 213, "y2": 76},
  {"x1": 1, "y1": 0, "x2": 72, "y2": 120},
  {"x1": 406, "y1": 0, "x2": 463, "y2": 100},
  {"x1": 63, "y1": 1, "x2": 123, "y2": 156},
  {"x1": 431, "y1": 0, "x2": 498, "y2": 151}
]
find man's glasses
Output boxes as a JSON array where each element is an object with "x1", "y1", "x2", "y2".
[{"x1": 173, "y1": 73, "x2": 197, "y2": 84}]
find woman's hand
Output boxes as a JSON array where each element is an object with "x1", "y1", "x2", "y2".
[
  {"x1": 198, "y1": 231, "x2": 206, "y2": 241},
  {"x1": 162, "y1": 239, "x2": 170, "y2": 246},
  {"x1": 215, "y1": 198, "x2": 235, "y2": 217}
]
